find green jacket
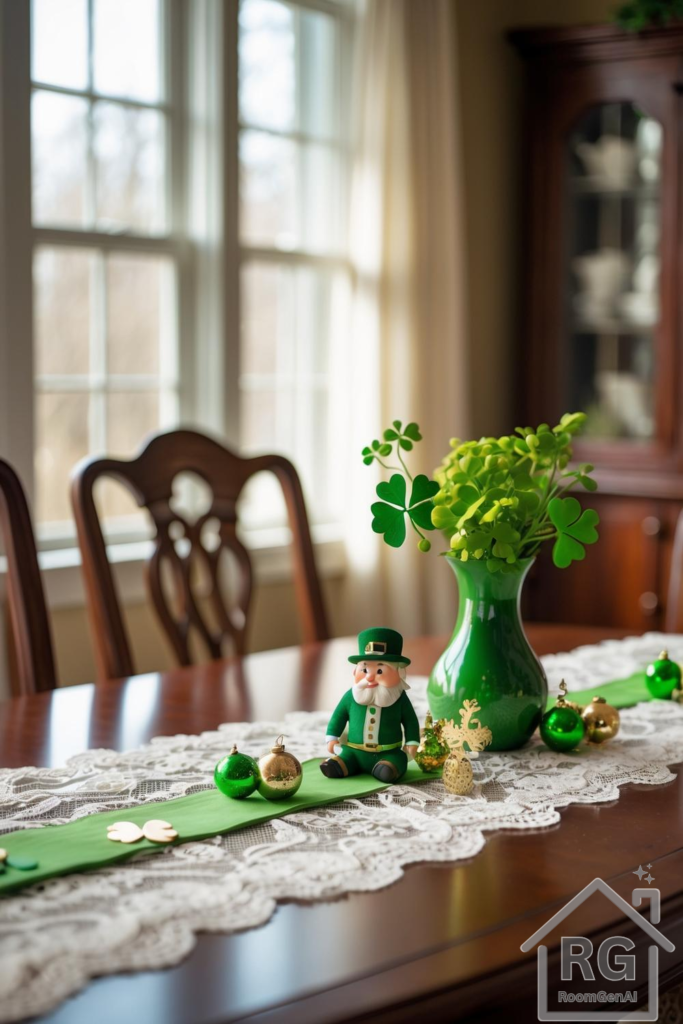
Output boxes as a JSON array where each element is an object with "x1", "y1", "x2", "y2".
[{"x1": 326, "y1": 689, "x2": 420, "y2": 748}]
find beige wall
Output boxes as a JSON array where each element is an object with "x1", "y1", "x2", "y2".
[
  {"x1": 50, "y1": 0, "x2": 619, "y2": 686},
  {"x1": 455, "y1": 0, "x2": 616, "y2": 438}
]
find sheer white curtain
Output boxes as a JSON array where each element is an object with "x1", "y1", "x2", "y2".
[{"x1": 334, "y1": 0, "x2": 470, "y2": 640}]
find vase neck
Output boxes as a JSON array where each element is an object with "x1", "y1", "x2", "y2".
[
  {"x1": 447, "y1": 556, "x2": 533, "y2": 603},
  {"x1": 447, "y1": 557, "x2": 533, "y2": 638}
]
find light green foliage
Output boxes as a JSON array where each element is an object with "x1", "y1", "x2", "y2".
[{"x1": 362, "y1": 412, "x2": 600, "y2": 570}]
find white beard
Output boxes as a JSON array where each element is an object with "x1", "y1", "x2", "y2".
[{"x1": 352, "y1": 678, "x2": 408, "y2": 708}]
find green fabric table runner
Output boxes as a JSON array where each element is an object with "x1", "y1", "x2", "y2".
[
  {"x1": 0, "y1": 761, "x2": 436, "y2": 896},
  {"x1": 0, "y1": 669, "x2": 656, "y2": 897},
  {"x1": 545, "y1": 670, "x2": 651, "y2": 711}
]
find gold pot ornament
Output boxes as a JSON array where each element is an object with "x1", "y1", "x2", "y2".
[
  {"x1": 441, "y1": 699, "x2": 493, "y2": 796},
  {"x1": 257, "y1": 735, "x2": 303, "y2": 801},
  {"x1": 442, "y1": 751, "x2": 474, "y2": 795},
  {"x1": 581, "y1": 695, "x2": 620, "y2": 744}
]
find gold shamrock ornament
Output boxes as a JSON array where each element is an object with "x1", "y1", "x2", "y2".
[
  {"x1": 142, "y1": 820, "x2": 178, "y2": 844},
  {"x1": 107, "y1": 822, "x2": 145, "y2": 844},
  {"x1": 441, "y1": 699, "x2": 493, "y2": 796}
]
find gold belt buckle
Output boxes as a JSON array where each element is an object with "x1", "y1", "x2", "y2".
[{"x1": 365, "y1": 742, "x2": 378, "y2": 749}]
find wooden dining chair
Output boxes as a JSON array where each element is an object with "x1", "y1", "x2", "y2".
[
  {"x1": 71, "y1": 428, "x2": 330, "y2": 681},
  {"x1": 0, "y1": 459, "x2": 57, "y2": 695}
]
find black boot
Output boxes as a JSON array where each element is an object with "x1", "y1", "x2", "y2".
[
  {"x1": 320, "y1": 758, "x2": 345, "y2": 779},
  {"x1": 372, "y1": 761, "x2": 398, "y2": 783}
]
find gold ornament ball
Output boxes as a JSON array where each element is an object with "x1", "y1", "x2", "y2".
[
  {"x1": 581, "y1": 695, "x2": 620, "y2": 744},
  {"x1": 442, "y1": 751, "x2": 473, "y2": 796},
  {"x1": 257, "y1": 735, "x2": 303, "y2": 801}
]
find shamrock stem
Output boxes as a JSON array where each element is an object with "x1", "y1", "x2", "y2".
[
  {"x1": 408, "y1": 517, "x2": 426, "y2": 541},
  {"x1": 397, "y1": 448, "x2": 414, "y2": 482},
  {"x1": 376, "y1": 459, "x2": 403, "y2": 473}
]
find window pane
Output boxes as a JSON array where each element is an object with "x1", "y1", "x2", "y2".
[
  {"x1": 296, "y1": 267, "x2": 332, "y2": 376},
  {"x1": 107, "y1": 392, "x2": 159, "y2": 454},
  {"x1": 241, "y1": 263, "x2": 294, "y2": 376},
  {"x1": 96, "y1": 392, "x2": 159, "y2": 521},
  {"x1": 240, "y1": 131, "x2": 340, "y2": 252},
  {"x1": 240, "y1": 388, "x2": 282, "y2": 452},
  {"x1": 299, "y1": 8, "x2": 337, "y2": 139},
  {"x1": 93, "y1": 0, "x2": 162, "y2": 102},
  {"x1": 35, "y1": 392, "x2": 90, "y2": 523},
  {"x1": 32, "y1": 91, "x2": 88, "y2": 227},
  {"x1": 107, "y1": 255, "x2": 170, "y2": 375},
  {"x1": 298, "y1": 144, "x2": 341, "y2": 252},
  {"x1": 94, "y1": 103, "x2": 166, "y2": 233},
  {"x1": 240, "y1": 131, "x2": 297, "y2": 249},
  {"x1": 239, "y1": 0, "x2": 295, "y2": 132},
  {"x1": 34, "y1": 248, "x2": 92, "y2": 376},
  {"x1": 32, "y1": 0, "x2": 88, "y2": 91}
]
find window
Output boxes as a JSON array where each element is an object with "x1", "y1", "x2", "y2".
[
  {"x1": 30, "y1": 0, "x2": 180, "y2": 539},
  {"x1": 237, "y1": 0, "x2": 352, "y2": 529},
  {"x1": 0, "y1": 0, "x2": 352, "y2": 563}
]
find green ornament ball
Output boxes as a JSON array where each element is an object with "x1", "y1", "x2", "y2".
[
  {"x1": 539, "y1": 705, "x2": 585, "y2": 752},
  {"x1": 645, "y1": 649, "x2": 682, "y2": 699},
  {"x1": 214, "y1": 744, "x2": 260, "y2": 799},
  {"x1": 418, "y1": 538, "x2": 431, "y2": 553}
]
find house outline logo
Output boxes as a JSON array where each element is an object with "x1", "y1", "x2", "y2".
[{"x1": 520, "y1": 877, "x2": 675, "y2": 1021}]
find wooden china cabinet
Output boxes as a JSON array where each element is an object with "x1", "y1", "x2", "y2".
[{"x1": 511, "y1": 23, "x2": 683, "y2": 630}]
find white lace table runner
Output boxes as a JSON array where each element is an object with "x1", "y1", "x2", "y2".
[{"x1": 1, "y1": 631, "x2": 683, "y2": 1022}]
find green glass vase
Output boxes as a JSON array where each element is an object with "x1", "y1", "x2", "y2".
[{"x1": 427, "y1": 557, "x2": 547, "y2": 750}]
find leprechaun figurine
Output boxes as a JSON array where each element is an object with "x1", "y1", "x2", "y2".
[{"x1": 320, "y1": 628, "x2": 420, "y2": 783}]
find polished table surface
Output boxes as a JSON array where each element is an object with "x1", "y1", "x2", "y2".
[{"x1": 3, "y1": 624, "x2": 683, "y2": 1024}]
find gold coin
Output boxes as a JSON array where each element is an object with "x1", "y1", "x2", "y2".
[
  {"x1": 142, "y1": 819, "x2": 178, "y2": 844},
  {"x1": 107, "y1": 822, "x2": 144, "y2": 844}
]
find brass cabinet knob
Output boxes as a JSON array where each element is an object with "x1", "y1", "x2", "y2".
[
  {"x1": 641, "y1": 516, "x2": 662, "y2": 537},
  {"x1": 639, "y1": 591, "x2": 659, "y2": 615}
]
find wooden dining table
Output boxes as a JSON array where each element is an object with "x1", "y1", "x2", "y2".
[{"x1": 3, "y1": 623, "x2": 683, "y2": 1024}]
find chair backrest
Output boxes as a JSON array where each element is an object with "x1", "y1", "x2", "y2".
[
  {"x1": 71, "y1": 429, "x2": 329, "y2": 680},
  {"x1": 666, "y1": 507, "x2": 683, "y2": 633},
  {"x1": 0, "y1": 459, "x2": 57, "y2": 695}
]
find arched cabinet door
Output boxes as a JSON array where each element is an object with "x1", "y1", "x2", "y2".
[{"x1": 516, "y1": 29, "x2": 682, "y2": 475}]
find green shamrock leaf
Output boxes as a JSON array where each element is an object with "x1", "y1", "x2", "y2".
[
  {"x1": 410, "y1": 474, "x2": 439, "y2": 506},
  {"x1": 409, "y1": 474, "x2": 439, "y2": 529},
  {"x1": 371, "y1": 501, "x2": 406, "y2": 547},
  {"x1": 548, "y1": 496, "x2": 599, "y2": 568},
  {"x1": 403, "y1": 422, "x2": 422, "y2": 441},
  {"x1": 376, "y1": 474, "x2": 406, "y2": 507},
  {"x1": 371, "y1": 473, "x2": 438, "y2": 547}
]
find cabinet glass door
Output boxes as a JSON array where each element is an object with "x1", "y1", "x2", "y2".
[{"x1": 566, "y1": 102, "x2": 662, "y2": 441}]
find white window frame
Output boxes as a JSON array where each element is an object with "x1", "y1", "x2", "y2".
[
  {"x1": 0, "y1": 0, "x2": 348, "y2": 621},
  {"x1": 31, "y1": 0, "x2": 188, "y2": 548},
  {"x1": 235, "y1": 0, "x2": 355, "y2": 532}
]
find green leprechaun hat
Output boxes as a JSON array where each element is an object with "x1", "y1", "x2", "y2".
[{"x1": 348, "y1": 627, "x2": 411, "y2": 665}]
